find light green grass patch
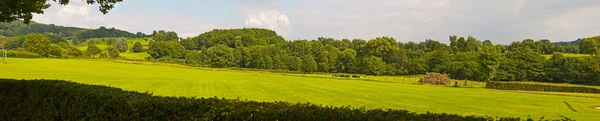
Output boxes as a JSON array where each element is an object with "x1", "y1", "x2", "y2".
[
  {"x1": 542, "y1": 53, "x2": 592, "y2": 59},
  {"x1": 1, "y1": 58, "x2": 599, "y2": 120},
  {"x1": 73, "y1": 37, "x2": 151, "y2": 60}
]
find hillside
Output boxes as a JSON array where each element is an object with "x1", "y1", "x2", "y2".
[{"x1": 0, "y1": 20, "x2": 146, "y2": 39}]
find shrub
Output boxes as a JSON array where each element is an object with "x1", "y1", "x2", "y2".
[
  {"x1": 6, "y1": 50, "x2": 41, "y2": 58},
  {"x1": 421, "y1": 72, "x2": 452, "y2": 85},
  {"x1": 486, "y1": 81, "x2": 600, "y2": 94},
  {"x1": 106, "y1": 46, "x2": 120, "y2": 58},
  {"x1": 0, "y1": 79, "x2": 556, "y2": 121},
  {"x1": 131, "y1": 42, "x2": 143, "y2": 53}
]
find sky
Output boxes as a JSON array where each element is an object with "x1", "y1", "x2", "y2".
[{"x1": 32, "y1": 0, "x2": 600, "y2": 44}]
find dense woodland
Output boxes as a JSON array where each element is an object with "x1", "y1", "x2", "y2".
[{"x1": 1, "y1": 22, "x2": 600, "y2": 85}]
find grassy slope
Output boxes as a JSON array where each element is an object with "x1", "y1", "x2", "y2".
[
  {"x1": 74, "y1": 38, "x2": 151, "y2": 60},
  {"x1": 1, "y1": 58, "x2": 599, "y2": 120}
]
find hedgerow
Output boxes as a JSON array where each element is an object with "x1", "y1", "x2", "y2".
[
  {"x1": 0, "y1": 79, "x2": 572, "y2": 121},
  {"x1": 6, "y1": 50, "x2": 41, "y2": 58},
  {"x1": 486, "y1": 81, "x2": 600, "y2": 93}
]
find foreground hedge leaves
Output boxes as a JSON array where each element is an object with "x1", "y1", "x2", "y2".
[
  {"x1": 0, "y1": 79, "x2": 572, "y2": 121},
  {"x1": 486, "y1": 81, "x2": 600, "y2": 94}
]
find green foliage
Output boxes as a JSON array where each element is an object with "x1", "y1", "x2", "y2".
[
  {"x1": 48, "y1": 44, "x2": 66, "y2": 57},
  {"x1": 184, "y1": 51, "x2": 203, "y2": 65},
  {"x1": 65, "y1": 46, "x2": 83, "y2": 57},
  {"x1": 204, "y1": 44, "x2": 235, "y2": 68},
  {"x1": 6, "y1": 50, "x2": 41, "y2": 58},
  {"x1": 114, "y1": 38, "x2": 128, "y2": 52},
  {"x1": 486, "y1": 81, "x2": 600, "y2": 94},
  {"x1": 131, "y1": 42, "x2": 143, "y2": 53},
  {"x1": 148, "y1": 41, "x2": 186, "y2": 59},
  {"x1": 189, "y1": 28, "x2": 284, "y2": 49},
  {"x1": 0, "y1": 79, "x2": 544, "y2": 121},
  {"x1": 76, "y1": 26, "x2": 136, "y2": 39},
  {"x1": 98, "y1": 52, "x2": 108, "y2": 58},
  {"x1": 361, "y1": 56, "x2": 390, "y2": 75},
  {"x1": 152, "y1": 30, "x2": 179, "y2": 41},
  {"x1": 86, "y1": 44, "x2": 101, "y2": 57},
  {"x1": 0, "y1": 36, "x2": 24, "y2": 49},
  {"x1": 106, "y1": 46, "x2": 120, "y2": 58},
  {"x1": 476, "y1": 44, "x2": 500, "y2": 81},
  {"x1": 580, "y1": 37, "x2": 599, "y2": 54},
  {"x1": 44, "y1": 33, "x2": 67, "y2": 44},
  {"x1": 0, "y1": 0, "x2": 123, "y2": 24},
  {"x1": 23, "y1": 33, "x2": 51, "y2": 57},
  {"x1": 301, "y1": 55, "x2": 318, "y2": 73}
]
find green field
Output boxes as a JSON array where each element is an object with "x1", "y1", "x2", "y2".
[
  {"x1": 542, "y1": 53, "x2": 592, "y2": 59},
  {"x1": 74, "y1": 38, "x2": 151, "y2": 60},
  {"x1": 1, "y1": 58, "x2": 600, "y2": 120}
]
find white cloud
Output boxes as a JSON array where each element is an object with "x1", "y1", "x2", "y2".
[
  {"x1": 32, "y1": 1, "x2": 230, "y2": 38},
  {"x1": 243, "y1": 9, "x2": 290, "y2": 29},
  {"x1": 29, "y1": 0, "x2": 600, "y2": 44},
  {"x1": 242, "y1": 8, "x2": 291, "y2": 36}
]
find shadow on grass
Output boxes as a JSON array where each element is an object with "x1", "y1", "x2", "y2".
[{"x1": 563, "y1": 101, "x2": 578, "y2": 112}]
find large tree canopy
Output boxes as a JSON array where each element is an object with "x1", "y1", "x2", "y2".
[{"x1": 0, "y1": 0, "x2": 123, "y2": 24}]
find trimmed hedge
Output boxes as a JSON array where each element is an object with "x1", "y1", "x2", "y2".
[
  {"x1": 0, "y1": 79, "x2": 571, "y2": 121},
  {"x1": 6, "y1": 50, "x2": 41, "y2": 58},
  {"x1": 486, "y1": 81, "x2": 600, "y2": 94}
]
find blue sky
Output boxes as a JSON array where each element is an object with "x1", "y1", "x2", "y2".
[{"x1": 33, "y1": 0, "x2": 600, "y2": 44}]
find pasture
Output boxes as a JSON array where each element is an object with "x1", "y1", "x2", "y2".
[
  {"x1": 74, "y1": 38, "x2": 151, "y2": 60},
  {"x1": 1, "y1": 58, "x2": 599, "y2": 120}
]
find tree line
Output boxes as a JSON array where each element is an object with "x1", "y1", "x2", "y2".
[
  {"x1": 0, "y1": 21, "x2": 148, "y2": 45},
  {"x1": 146, "y1": 28, "x2": 600, "y2": 85},
  {"x1": 1, "y1": 28, "x2": 599, "y2": 85}
]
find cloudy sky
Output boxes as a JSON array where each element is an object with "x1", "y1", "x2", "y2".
[{"x1": 32, "y1": 0, "x2": 600, "y2": 44}]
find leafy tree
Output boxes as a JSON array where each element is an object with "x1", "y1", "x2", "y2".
[
  {"x1": 153, "y1": 30, "x2": 179, "y2": 41},
  {"x1": 65, "y1": 46, "x2": 83, "y2": 57},
  {"x1": 361, "y1": 56, "x2": 389, "y2": 75},
  {"x1": 148, "y1": 41, "x2": 186, "y2": 59},
  {"x1": 45, "y1": 34, "x2": 67, "y2": 44},
  {"x1": 48, "y1": 44, "x2": 66, "y2": 57},
  {"x1": 447, "y1": 52, "x2": 478, "y2": 80},
  {"x1": 86, "y1": 44, "x2": 101, "y2": 57},
  {"x1": 581, "y1": 38, "x2": 599, "y2": 54},
  {"x1": 23, "y1": 33, "x2": 51, "y2": 57},
  {"x1": 180, "y1": 39, "x2": 197, "y2": 50},
  {"x1": 425, "y1": 49, "x2": 452, "y2": 73},
  {"x1": 204, "y1": 44, "x2": 235, "y2": 68},
  {"x1": 363, "y1": 36, "x2": 401, "y2": 64},
  {"x1": 131, "y1": 42, "x2": 143, "y2": 53},
  {"x1": 106, "y1": 38, "x2": 116, "y2": 45},
  {"x1": 106, "y1": 46, "x2": 120, "y2": 58},
  {"x1": 0, "y1": 0, "x2": 123, "y2": 24},
  {"x1": 476, "y1": 44, "x2": 500, "y2": 81},
  {"x1": 286, "y1": 56, "x2": 302, "y2": 71},
  {"x1": 114, "y1": 38, "x2": 128, "y2": 52},
  {"x1": 301, "y1": 55, "x2": 318, "y2": 73},
  {"x1": 336, "y1": 49, "x2": 357, "y2": 73},
  {"x1": 184, "y1": 51, "x2": 203, "y2": 65}
]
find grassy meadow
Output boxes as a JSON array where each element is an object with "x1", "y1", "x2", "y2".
[
  {"x1": 1, "y1": 58, "x2": 599, "y2": 120},
  {"x1": 74, "y1": 38, "x2": 151, "y2": 60}
]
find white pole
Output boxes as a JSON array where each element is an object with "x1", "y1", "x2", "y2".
[{"x1": 2, "y1": 49, "x2": 6, "y2": 63}]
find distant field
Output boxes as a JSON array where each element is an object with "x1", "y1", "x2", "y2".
[
  {"x1": 74, "y1": 37, "x2": 151, "y2": 60},
  {"x1": 1, "y1": 58, "x2": 599, "y2": 120},
  {"x1": 542, "y1": 53, "x2": 591, "y2": 59}
]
